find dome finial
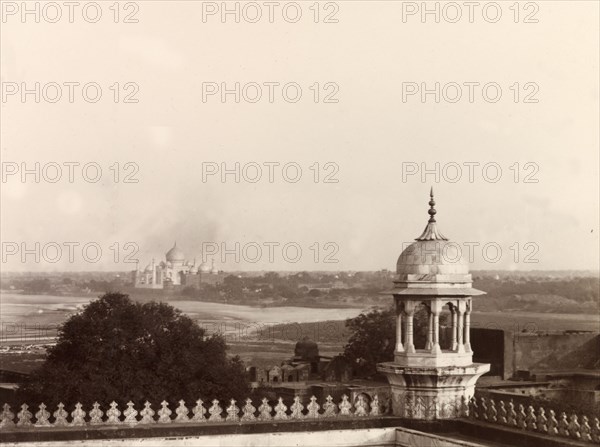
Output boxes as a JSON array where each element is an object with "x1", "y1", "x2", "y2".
[
  {"x1": 415, "y1": 188, "x2": 448, "y2": 241},
  {"x1": 428, "y1": 187, "x2": 437, "y2": 223}
]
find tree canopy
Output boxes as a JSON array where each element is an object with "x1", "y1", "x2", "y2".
[{"x1": 18, "y1": 292, "x2": 248, "y2": 407}]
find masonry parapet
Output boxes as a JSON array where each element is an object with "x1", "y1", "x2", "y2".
[
  {"x1": 0, "y1": 393, "x2": 383, "y2": 431},
  {"x1": 468, "y1": 394, "x2": 600, "y2": 444}
]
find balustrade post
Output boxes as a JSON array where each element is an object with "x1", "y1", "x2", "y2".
[
  {"x1": 536, "y1": 407, "x2": 548, "y2": 434},
  {"x1": 568, "y1": 414, "x2": 581, "y2": 440},
  {"x1": 580, "y1": 416, "x2": 592, "y2": 442},
  {"x1": 590, "y1": 417, "x2": 600, "y2": 443}
]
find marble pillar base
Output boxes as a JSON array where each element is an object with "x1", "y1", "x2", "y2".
[{"x1": 377, "y1": 362, "x2": 490, "y2": 420}]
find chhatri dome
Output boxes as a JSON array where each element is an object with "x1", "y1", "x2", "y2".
[
  {"x1": 396, "y1": 187, "x2": 469, "y2": 278},
  {"x1": 199, "y1": 261, "x2": 211, "y2": 273},
  {"x1": 294, "y1": 337, "x2": 319, "y2": 361},
  {"x1": 165, "y1": 242, "x2": 185, "y2": 263}
]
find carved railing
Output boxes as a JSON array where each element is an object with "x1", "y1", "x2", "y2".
[
  {"x1": 468, "y1": 395, "x2": 600, "y2": 444},
  {"x1": 0, "y1": 394, "x2": 383, "y2": 430}
]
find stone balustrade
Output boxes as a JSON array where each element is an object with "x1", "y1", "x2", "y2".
[
  {"x1": 0, "y1": 394, "x2": 382, "y2": 430},
  {"x1": 468, "y1": 395, "x2": 600, "y2": 444}
]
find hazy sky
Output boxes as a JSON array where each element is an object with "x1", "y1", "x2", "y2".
[{"x1": 1, "y1": 1, "x2": 598, "y2": 272}]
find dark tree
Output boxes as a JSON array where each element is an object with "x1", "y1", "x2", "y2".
[
  {"x1": 18, "y1": 292, "x2": 248, "y2": 408},
  {"x1": 222, "y1": 275, "x2": 244, "y2": 301},
  {"x1": 23, "y1": 278, "x2": 52, "y2": 294}
]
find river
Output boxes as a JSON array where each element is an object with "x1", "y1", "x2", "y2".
[{"x1": 0, "y1": 293, "x2": 368, "y2": 343}]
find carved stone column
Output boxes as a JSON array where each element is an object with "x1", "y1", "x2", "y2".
[
  {"x1": 450, "y1": 305, "x2": 458, "y2": 351},
  {"x1": 395, "y1": 304, "x2": 404, "y2": 353},
  {"x1": 404, "y1": 301, "x2": 416, "y2": 353},
  {"x1": 464, "y1": 301, "x2": 472, "y2": 353},
  {"x1": 456, "y1": 300, "x2": 466, "y2": 354},
  {"x1": 425, "y1": 306, "x2": 433, "y2": 350},
  {"x1": 431, "y1": 300, "x2": 442, "y2": 354}
]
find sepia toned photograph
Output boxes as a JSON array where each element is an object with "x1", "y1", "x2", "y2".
[{"x1": 0, "y1": 1, "x2": 598, "y2": 446}]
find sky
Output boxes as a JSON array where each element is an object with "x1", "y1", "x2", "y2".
[{"x1": 1, "y1": 0, "x2": 598, "y2": 272}]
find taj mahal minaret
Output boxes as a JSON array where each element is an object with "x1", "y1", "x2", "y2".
[{"x1": 377, "y1": 189, "x2": 490, "y2": 419}]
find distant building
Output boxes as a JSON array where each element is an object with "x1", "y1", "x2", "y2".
[
  {"x1": 248, "y1": 337, "x2": 342, "y2": 385},
  {"x1": 133, "y1": 243, "x2": 223, "y2": 289}
]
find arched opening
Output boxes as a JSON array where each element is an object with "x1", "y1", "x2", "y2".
[
  {"x1": 439, "y1": 302, "x2": 456, "y2": 351},
  {"x1": 413, "y1": 302, "x2": 430, "y2": 350},
  {"x1": 248, "y1": 366, "x2": 257, "y2": 382}
]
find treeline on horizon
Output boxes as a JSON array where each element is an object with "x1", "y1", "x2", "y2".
[{"x1": 1, "y1": 271, "x2": 598, "y2": 314}]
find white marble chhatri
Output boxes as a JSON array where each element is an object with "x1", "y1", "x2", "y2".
[{"x1": 377, "y1": 189, "x2": 490, "y2": 420}]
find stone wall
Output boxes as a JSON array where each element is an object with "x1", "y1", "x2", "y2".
[
  {"x1": 513, "y1": 332, "x2": 599, "y2": 374},
  {"x1": 467, "y1": 329, "x2": 599, "y2": 379}
]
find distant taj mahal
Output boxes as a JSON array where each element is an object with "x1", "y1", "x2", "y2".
[{"x1": 133, "y1": 243, "x2": 223, "y2": 289}]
